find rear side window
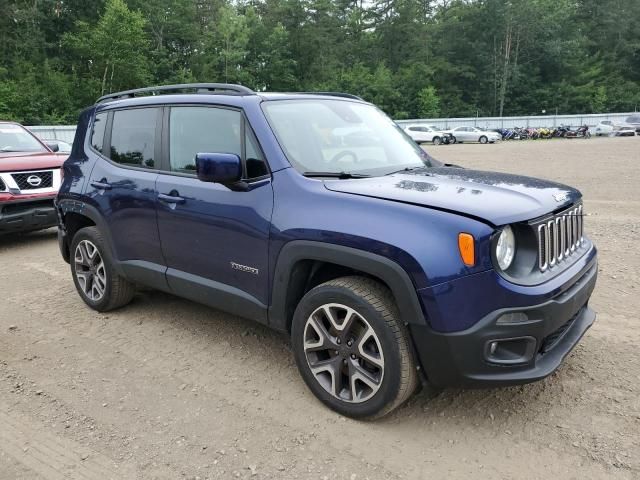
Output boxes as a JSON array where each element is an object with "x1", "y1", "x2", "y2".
[
  {"x1": 109, "y1": 108, "x2": 158, "y2": 168},
  {"x1": 91, "y1": 113, "x2": 107, "y2": 153}
]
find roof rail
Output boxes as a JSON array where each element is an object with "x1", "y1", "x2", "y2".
[
  {"x1": 97, "y1": 83, "x2": 255, "y2": 103},
  {"x1": 293, "y1": 92, "x2": 364, "y2": 101}
]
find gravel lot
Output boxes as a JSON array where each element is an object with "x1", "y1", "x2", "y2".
[{"x1": 1, "y1": 136, "x2": 638, "y2": 479}]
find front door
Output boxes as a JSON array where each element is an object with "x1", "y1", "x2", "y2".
[{"x1": 156, "y1": 106, "x2": 273, "y2": 323}]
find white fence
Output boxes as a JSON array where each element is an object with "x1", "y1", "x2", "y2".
[
  {"x1": 395, "y1": 112, "x2": 637, "y2": 130},
  {"x1": 28, "y1": 111, "x2": 638, "y2": 141},
  {"x1": 27, "y1": 125, "x2": 77, "y2": 144}
]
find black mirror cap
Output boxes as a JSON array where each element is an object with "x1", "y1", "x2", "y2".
[
  {"x1": 196, "y1": 153, "x2": 242, "y2": 184},
  {"x1": 45, "y1": 141, "x2": 60, "y2": 152}
]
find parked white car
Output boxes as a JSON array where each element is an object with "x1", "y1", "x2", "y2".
[
  {"x1": 446, "y1": 126, "x2": 501, "y2": 144},
  {"x1": 403, "y1": 125, "x2": 448, "y2": 145},
  {"x1": 594, "y1": 120, "x2": 616, "y2": 136}
]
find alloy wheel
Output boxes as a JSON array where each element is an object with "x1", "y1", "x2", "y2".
[
  {"x1": 74, "y1": 240, "x2": 107, "y2": 302},
  {"x1": 303, "y1": 303, "x2": 384, "y2": 403}
]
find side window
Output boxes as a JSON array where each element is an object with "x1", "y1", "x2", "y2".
[
  {"x1": 169, "y1": 107, "x2": 269, "y2": 180},
  {"x1": 109, "y1": 108, "x2": 158, "y2": 168},
  {"x1": 91, "y1": 112, "x2": 107, "y2": 154},
  {"x1": 169, "y1": 107, "x2": 241, "y2": 174},
  {"x1": 245, "y1": 128, "x2": 268, "y2": 179}
]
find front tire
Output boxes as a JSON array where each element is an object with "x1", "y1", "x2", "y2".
[
  {"x1": 432, "y1": 136, "x2": 442, "y2": 146},
  {"x1": 479, "y1": 135, "x2": 488, "y2": 144},
  {"x1": 291, "y1": 277, "x2": 418, "y2": 419},
  {"x1": 70, "y1": 227, "x2": 135, "y2": 312}
]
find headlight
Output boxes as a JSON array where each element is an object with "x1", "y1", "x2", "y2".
[{"x1": 495, "y1": 226, "x2": 516, "y2": 270}]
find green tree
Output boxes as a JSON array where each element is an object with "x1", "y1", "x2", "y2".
[
  {"x1": 417, "y1": 86, "x2": 440, "y2": 118},
  {"x1": 63, "y1": 0, "x2": 151, "y2": 96}
]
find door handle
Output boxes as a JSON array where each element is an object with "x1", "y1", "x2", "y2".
[
  {"x1": 158, "y1": 193, "x2": 186, "y2": 204},
  {"x1": 91, "y1": 180, "x2": 112, "y2": 190}
]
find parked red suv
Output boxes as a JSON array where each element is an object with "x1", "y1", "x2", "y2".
[{"x1": 0, "y1": 122, "x2": 66, "y2": 234}]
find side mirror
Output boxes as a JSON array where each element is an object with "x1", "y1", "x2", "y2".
[
  {"x1": 196, "y1": 153, "x2": 242, "y2": 185},
  {"x1": 45, "y1": 142, "x2": 60, "y2": 152}
]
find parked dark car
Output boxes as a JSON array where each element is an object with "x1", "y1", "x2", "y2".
[
  {"x1": 56, "y1": 84, "x2": 598, "y2": 418},
  {"x1": 0, "y1": 122, "x2": 65, "y2": 234}
]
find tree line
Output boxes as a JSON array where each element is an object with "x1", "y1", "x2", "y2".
[{"x1": 0, "y1": 0, "x2": 638, "y2": 125}]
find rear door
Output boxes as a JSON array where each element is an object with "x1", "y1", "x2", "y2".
[
  {"x1": 155, "y1": 105, "x2": 273, "y2": 322},
  {"x1": 455, "y1": 127, "x2": 473, "y2": 141},
  {"x1": 86, "y1": 107, "x2": 166, "y2": 289}
]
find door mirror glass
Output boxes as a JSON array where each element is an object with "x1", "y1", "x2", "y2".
[
  {"x1": 45, "y1": 141, "x2": 60, "y2": 152},
  {"x1": 196, "y1": 153, "x2": 242, "y2": 184}
]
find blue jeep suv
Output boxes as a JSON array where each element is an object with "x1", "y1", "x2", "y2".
[{"x1": 56, "y1": 83, "x2": 598, "y2": 418}]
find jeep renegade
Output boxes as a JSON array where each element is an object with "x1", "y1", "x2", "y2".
[{"x1": 56, "y1": 84, "x2": 598, "y2": 418}]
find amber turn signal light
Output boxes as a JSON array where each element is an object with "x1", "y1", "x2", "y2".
[{"x1": 458, "y1": 233, "x2": 475, "y2": 266}]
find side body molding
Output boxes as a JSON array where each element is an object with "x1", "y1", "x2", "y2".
[{"x1": 268, "y1": 241, "x2": 427, "y2": 332}]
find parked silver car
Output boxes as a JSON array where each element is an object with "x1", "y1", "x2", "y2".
[
  {"x1": 445, "y1": 126, "x2": 501, "y2": 144},
  {"x1": 625, "y1": 115, "x2": 640, "y2": 134}
]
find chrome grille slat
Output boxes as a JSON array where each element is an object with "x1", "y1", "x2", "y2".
[
  {"x1": 547, "y1": 220, "x2": 556, "y2": 267},
  {"x1": 538, "y1": 224, "x2": 548, "y2": 271},
  {"x1": 556, "y1": 217, "x2": 564, "y2": 261},
  {"x1": 536, "y1": 203, "x2": 584, "y2": 272}
]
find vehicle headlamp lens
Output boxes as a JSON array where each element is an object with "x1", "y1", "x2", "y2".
[{"x1": 495, "y1": 226, "x2": 516, "y2": 270}]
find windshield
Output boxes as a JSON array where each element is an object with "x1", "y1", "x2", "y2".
[
  {"x1": 0, "y1": 124, "x2": 47, "y2": 153},
  {"x1": 262, "y1": 100, "x2": 432, "y2": 176}
]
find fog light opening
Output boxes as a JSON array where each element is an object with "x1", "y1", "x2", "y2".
[{"x1": 485, "y1": 337, "x2": 536, "y2": 365}]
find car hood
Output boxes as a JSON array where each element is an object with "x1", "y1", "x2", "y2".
[
  {"x1": 0, "y1": 152, "x2": 65, "y2": 172},
  {"x1": 323, "y1": 167, "x2": 581, "y2": 225}
]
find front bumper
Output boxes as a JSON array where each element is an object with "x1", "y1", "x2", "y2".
[
  {"x1": 0, "y1": 196, "x2": 57, "y2": 234},
  {"x1": 412, "y1": 250, "x2": 598, "y2": 388}
]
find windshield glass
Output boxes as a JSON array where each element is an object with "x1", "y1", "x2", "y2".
[
  {"x1": 262, "y1": 100, "x2": 432, "y2": 176},
  {"x1": 0, "y1": 124, "x2": 47, "y2": 153}
]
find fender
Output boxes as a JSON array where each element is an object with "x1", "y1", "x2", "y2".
[
  {"x1": 57, "y1": 198, "x2": 123, "y2": 275},
  {"x1": 268, "y1": 240, "x2": 428, "y2": 332}
]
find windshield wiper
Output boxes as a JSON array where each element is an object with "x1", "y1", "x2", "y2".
[
  {"x1": 302, "y1": 171, "x2": 371, "y2": 179},
  {"x1": 384, "y1": 166, "x2": 427, "y2": 176}
]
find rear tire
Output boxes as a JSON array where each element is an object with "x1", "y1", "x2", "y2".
[
  {"x1": 291, "y1": 276, "x2": 418, "y2": 419},
  {"x1": 70, "y1": 227, "x2": 135, "y2": 312}
]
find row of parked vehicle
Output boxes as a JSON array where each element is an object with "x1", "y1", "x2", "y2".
[
  {"x1": 403, "y1": 125, "x2": 502, "y2": 145},
  {"x1": 593, "y1": 115, "x2": 640, "y2": 136},
  {"x1": 496, "y1": 125, "x2": 592, "y2": 140},
  {"x1": 403, "y1": 114, "x2": 640, "y2": 145}
]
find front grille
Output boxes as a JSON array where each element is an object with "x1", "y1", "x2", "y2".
[
  {"x1": 11, "y1": 171, "x2": 54, "y2": 190},
  {"x1": 537, "y1": 203, "x2": 583, "y2": 272}
]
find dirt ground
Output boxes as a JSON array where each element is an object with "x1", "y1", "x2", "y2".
[{"x1": 1, "y1": 136, "x2": 639, "y2": 480}]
